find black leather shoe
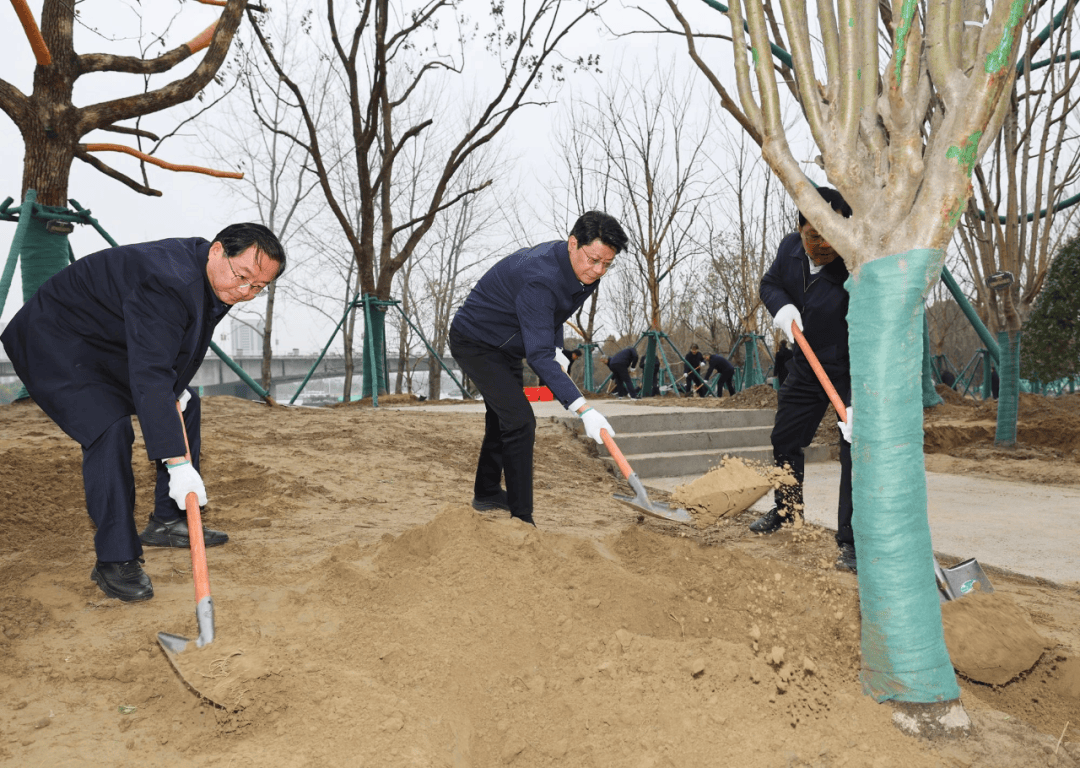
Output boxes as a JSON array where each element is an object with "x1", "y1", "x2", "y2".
[
  {"x1": 471, "y1": 491, "x2": 510, "y2": 512},
  {"x1": 139, "y1": 514, "x2": 229, "y2": 548},
  {"x1": 749, "y1": 507, "x2": 798, "y2": 534},
  {"x1": 91, "y1": 559, "x2": 154, "y2": 602},
  {"x1": 836, "y1": 543, "x2": 857, "y2": 573}
]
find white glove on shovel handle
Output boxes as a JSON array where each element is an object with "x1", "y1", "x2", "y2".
[
  {"x1": 167, "y1": 462, "x2": 207, "y2": 509},
  {"x1": 838, "y1": 407, "x2": 853, "y2": 443},
  {"x1": 178, "y1": 389, "x2": 192, "y2": 412},
  {"x1": 773, "y1": 304, "x2": 803, "y2": 345},
  {"x1": 580, "y1": 407, "x2": 615, "y2": 444},
  {"x1": 554, "y1": 347, "x2": 570, "y2": 373}
]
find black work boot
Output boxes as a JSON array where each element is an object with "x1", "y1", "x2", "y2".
[
  {"x1": 471, "y1": 490, "x2": 510, "y2": 512},
  {"x1": 835, "y1": 543, "x2": 857, "y2": 573},
  {"x1": 140, "y1": 514, "x2": 229, "y2": 548},
  {"x1": 749, "y1": 507, "x2": 792, "y2": 534},
  {"x1": 91, "y1": 559, "x2": 154, "y2": 602}
]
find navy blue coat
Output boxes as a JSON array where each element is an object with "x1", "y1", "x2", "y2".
[
  {"x1": 451, "y1": 240, "x2": 597, "y2": 408},
  {"x1": 1, "y1": 238, "x2": 231, "y2": 459},
  {"x1": 706, "y1": 354, "x2": 734, "y2": 375},
  {"x1": 760, "y1": 232, "x2": 850, "y2": 377},
  {"x1": 608, "y1": 347, "x2": 639, "y2": 369}
]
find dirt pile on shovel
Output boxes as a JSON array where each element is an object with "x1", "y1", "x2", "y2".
[
  {"x1": 942, "y1": 591, "x2": 1052, "y2": 685},
  {"x1": 671, "y1": 457, "x2": 793, "y2": 529}
]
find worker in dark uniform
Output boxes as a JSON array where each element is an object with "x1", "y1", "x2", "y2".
[
  {"x1": 773, "y1": 340, "x2": 793, "y2": 389},
  {"x1": 700, "y1": 352, "x2": 736, "y2": 397},
  {"x1": 602, "y1": 346, "x2": 639, "y2": 398},
  {"x1": 681, "y1": 343, "x2": 705, "y2": 394},
  {"x1": 749, "y1": 187, "x2": 856, "y2": 573},
  {"x1": 1, "y1": 224, "x2": 286, "y2": 601},
  {"x1": 565, "y1": 347, "x2": 585, "y2": 375},
  {"x1": 450, "y1": 211, "x2": 627, "y2": 526}
]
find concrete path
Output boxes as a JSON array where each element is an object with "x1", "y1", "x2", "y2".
[
  {"x1": 650, "y1": 463, "x2": 1080, "y2": 587},
  {"x1": 399, "y1": 398, "x2": 1079, "y2": 587}
]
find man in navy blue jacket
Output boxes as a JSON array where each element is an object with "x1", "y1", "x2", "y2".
[
  {"x1": 701, "y1": 352, "x2": 736, "y2": 397},
  {"x1": 601, "y1": 346, "x2": 639, "y2": 397},
  {"x1": 1, "y1": 223, "x2": 285, "y2": 601},
  {"x1": 450, "y1": 211, "x2": 628, "y2": 526},
  {"x1": 749, "y1": 188, "x2": 857, "y2": 573}
]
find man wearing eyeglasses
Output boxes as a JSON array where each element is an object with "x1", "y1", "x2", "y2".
[
  {"x1": 750, "y1": 187, "x2": 857, "y2": 574},
  {"x1": 1, "y1": 223, "x2": 285, "y2": 601},
  {"x1": 449, "y1": 211, "x2": 628, "y2": 526}
]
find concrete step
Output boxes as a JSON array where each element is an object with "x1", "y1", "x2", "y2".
[
  {"x1": 598, "y1": 425, "x2": 774, "y2": 456},
  {"x1": 555, "y1": 405, "x2": 831, "y2": 479},
  {"x1": 603, "y1": 444, "x2": 832, "y2": 479}
]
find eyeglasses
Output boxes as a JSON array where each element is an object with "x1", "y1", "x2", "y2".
[
  {"x1": 225, "y1": 256, "x2": 270, "y2": 294},
  {"x1": 582, "y1": 253, "x2": 616, "y2": 272}
]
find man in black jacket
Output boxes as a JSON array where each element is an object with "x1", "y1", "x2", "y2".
[
  {"x1": 1, "y1": 224, "x2": 286, "y2": 601},
  {"x1": 700, "y1": 352, "x2": 737, "y2": 397},
  {"x1": 749, "y1": 187, "x2": 857, "y2": 573},
  {"x1": 681, "y1": 343, "x2": 705, "y2": 394},
  {"x1": 602, "y1": 346, "x2": 639, "y2": 398},
  {"x1": 450, "y1": 211, "x2": 627, "y2": 526}
]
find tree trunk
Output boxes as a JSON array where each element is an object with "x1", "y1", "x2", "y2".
[{"x1": 261, "y1": 282, "x2": 277, "y2": 392}]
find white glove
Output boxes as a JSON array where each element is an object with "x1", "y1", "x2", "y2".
[
  {"x1": 580, "y1": 407, "x2": 615, "y2": 444},
  {"x1": 554, "y1": 347, "x2": 570, "y2": 373},
  {"x1": 773, "y1": 304, "x2": 804, "y2": 345},
  {"x1": 838, "y1": 407, "x2": 853, "y2": 443},
  {"x1": 178, "y1": 389, "x2": 192, "y2": 412},
  {"x1": 166, "y1": 461, "x2": 207, "y2": 509}
]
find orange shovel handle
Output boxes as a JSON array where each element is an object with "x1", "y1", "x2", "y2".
[
  {"x1": 790, "y1": 324, "x2": 847, "y2": 423},
  {"x1": 176, "y1": 401, "x2": 211, "y2": 604},
  {"x1": 600, "y1": 429, "x2": 635, "y2": 481}
]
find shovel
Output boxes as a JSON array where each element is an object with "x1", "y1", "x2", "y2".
[
  {"x1": 601, "y1": 429, "x2": 692, "y2": 524},
  {"x1": 158, "y1": 402, "x2": 217, "y2": 687},
  {"x1": 789, "y1": 323, "x2": 994, "y2": 600}
]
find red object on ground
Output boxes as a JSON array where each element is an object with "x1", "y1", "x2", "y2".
[{"x1": 523, "y1": 386, "x2": 553, "y2": 402}]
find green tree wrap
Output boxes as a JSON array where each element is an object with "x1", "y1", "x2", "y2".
[
  {"x1": 361, "y1": 296, "x2": 388, "y2": 399},
  {"x1": 848, "y1": 249, "x2": 960, "y2": 704},
  {"x1": 995, "y1": 330, "x2": 1021, "y2": 446},
  {"x1": 922, "y1": 314, "x2": 943, "y2": 407},
  {"x1": 20, "y1": 206, "x2": 71, "y2": 303}
]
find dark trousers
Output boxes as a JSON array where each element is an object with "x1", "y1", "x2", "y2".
[
  {"x1": 771, "y1": 365, "x2": 853, "y2": 547},
  {"x1": 449, "y1": 328, "x2": 536, "y2": 523},
  {"x1": 81, "y1": 389, "x2": 201, "y2": 562},
  {"x1": 608, "y1": 364, "x2": 637, "y2": 397},
  {"x1": 699, "y1": 365, "x2": 735, "y2": 397}
]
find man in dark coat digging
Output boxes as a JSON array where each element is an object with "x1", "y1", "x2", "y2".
[
  {"x1": 750, "y1": 187, "x2": 856, "y2": 573},
  {"x1": 1, "y1": 223, "x2": 286, "y2": 601},
  {"x1": 450, "y1": 211, "x2": 627, "y2": 526}
]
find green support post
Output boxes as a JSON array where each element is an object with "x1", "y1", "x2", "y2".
[
  {"x1": 580, "y1": 342, "x2": 600, "y2": 393},
  {"x1": 390, "y1": 303, "x2": 472, "y2": 400},
  {"x1": 208, "y1": 341, "x2": 273, "y2": 401},
  {"x1": 290, "y1": 293, "x2": 360, "y2": 405},
  {"x1": 0, "y1": 190, "x2": 36, "y2": 318},
  {"x1": 642, "y1": 331, "x2": 660, "y2": 398}
]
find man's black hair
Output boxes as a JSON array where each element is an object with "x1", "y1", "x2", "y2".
[
  {"x1": 213, "y1": 222, "x2": 287, "y2": 278},
  {"x1": 797, "y1": 187, "x2": 852, "y2": 230},
  {"x1": 569, "y1": 211, "x2": 629, "y2": 255},
  {"x1": 567, "y1": 348, "x2": 584, "y2": 359}
]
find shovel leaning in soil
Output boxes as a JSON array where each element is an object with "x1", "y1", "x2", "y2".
[
  {"x1": 601, "y1": 429, "x2": 693, "y2": 524},
  {"x1": 157, "y1": 401, "x2": 225, "y2": 704},
  {"x1": 789, "y1": 323, "x2": 994, "y2": 601}
]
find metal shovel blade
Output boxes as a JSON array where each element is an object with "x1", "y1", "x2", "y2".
[
  {"x1": 934, "y1": 555, "x2": 994, "y2": 602},
  {"x1": 613, "y1": 473, "x2": 693, "y2": 524}
]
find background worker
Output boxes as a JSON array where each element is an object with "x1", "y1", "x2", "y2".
[
  {"x1": 699, "y1": 352, "x2": 736, "y2": 397},
  {"x1": 601, "y1": 346, "x2": 639, "y2": 398},
  {"x1": 565, "y1": 347, "x2": 585, "y2": 376},
  {"x1": 773, "y1": 339, "x2": 793, "y2": 389},
  {"x1": 750, "y1": 187, "x2": 856, "y2": 573},
  {"x1": 681, "y1": 343, "x2": 706, "y2": 394},
  {"x1": 449, "y1": 211, "x2": 628, "y2": 526},
  {"x1": 1, "y1": 223, "x2": 286, "y2": 601}
]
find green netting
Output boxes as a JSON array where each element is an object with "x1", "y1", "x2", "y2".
[
  {"x1": 921, "y1": 314, "x2": 943, "y2": 407},
  {"x1": 361, "y1": 296, "x2": 389, "y2": 399},
  {"x1": 995, "y1": 330, "x2": 1021, "y2": 446},
  {"x1": 848, "y1": 248, "x2": 960, "y2": 704},
  {"x1": 20, "y1": 205, "x2": 72, "y2": 303}
]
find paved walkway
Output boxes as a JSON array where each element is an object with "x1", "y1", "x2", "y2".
[{"x1": 400, "y1": 398, "x2": 1080, "y2": 587}]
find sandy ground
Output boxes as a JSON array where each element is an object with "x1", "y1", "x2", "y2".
[{"x1": 0, "y1": 386, "x2": 1078, "y2": 767}]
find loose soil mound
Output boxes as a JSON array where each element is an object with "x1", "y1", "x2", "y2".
[{"x1": 0, "y1": 396, "x2": 1078, "y2": 767}]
